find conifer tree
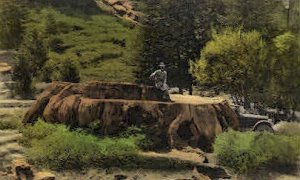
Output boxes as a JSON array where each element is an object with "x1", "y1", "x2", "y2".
[{"x1": 12, "y1": 29, "x2": 48, "y2": 98}]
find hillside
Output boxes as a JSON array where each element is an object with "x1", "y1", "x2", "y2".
[{"x1": 24, "y1": 0, "x2": 142, "y2": 83}]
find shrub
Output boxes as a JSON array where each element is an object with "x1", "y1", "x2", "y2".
[
  {"x1": 20, "y1": 119, "x2": 57, "y2": 146},
  {"x1": 24, "y1": 120, "x2": 140, "y2": 170},
  {"x1": 119, "y1": 126, "x2": 154, "y2": 151},
  {"x1": 214, "y1": 130, "x2": 300, "y2": 174}
]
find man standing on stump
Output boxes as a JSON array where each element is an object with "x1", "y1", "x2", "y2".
[{"x1": 149, "y1": 62, "x2": 170, "y2": 101}]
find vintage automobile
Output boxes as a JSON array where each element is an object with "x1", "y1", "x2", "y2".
[{"x1": 232, "y1": 104, "x2": 275, "y2": 133}]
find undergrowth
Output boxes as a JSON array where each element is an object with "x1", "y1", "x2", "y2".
[
  {"x1": 21, "y1": 119, "x2": 194, "y2": 171},
  {"x1": 214, "y1": 130, "x2": 300, "y2": 174},
  {"x1": 22, "y1": 120, "x2": 141, "y2": 170}
]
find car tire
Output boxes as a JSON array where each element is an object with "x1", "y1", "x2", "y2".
[{"x1": 254, "y1": 123, "x2": 274, "y2": 133}]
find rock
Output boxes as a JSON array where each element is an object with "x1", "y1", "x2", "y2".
[
  {"x1": 34, "y1": 172, "x2": 56, "y2": 180},
  {"x1": 113, "y1": 5, "x2": 127, "y2": 16},
  {"x1": 11, "y1": 158, "x2": 34, "y2": 180},
  {"x1": 23, "y1": 81, "x2": 239, "y2": 151},
  {"x1": 122, "y1": 1, "x2": 133, "y2": 10},
  {"x1": 101, "y1": 0, "x2": 142, "y2": 23}
]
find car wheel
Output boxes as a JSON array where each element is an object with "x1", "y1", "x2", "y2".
[{"x1": 254, "y1": 123, "x2": 274, "y2": 133}]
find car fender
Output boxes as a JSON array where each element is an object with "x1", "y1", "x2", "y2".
[{"x1": 252, "y1": 120, "x2": 274, "y2": 132}]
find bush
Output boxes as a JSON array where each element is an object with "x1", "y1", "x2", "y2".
[
  {"x1": 214, "y1": 130, "x2": 300, "y2": 174},
  {"x1": 23, "y1": 120, "x2": 140, "y2": 170},
  {"x1": 20, "y1": 119, "x2": 57, "y2": 146},
  {"x1": 119, "y1": 126, "x2": 154, "y2": 151}
]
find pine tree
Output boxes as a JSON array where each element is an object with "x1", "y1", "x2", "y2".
[
  {"x1": 20, "y1": 29, "x2": 48, "y2": 77},
  {"x1": 12, "y1": 29, "x2": 48, "y2": 98},
  {"x1": 0, "y1": 0, "x2": 26, "y2": 49},
  {"x1": 12, "y1": 52, "x2": 33, "y2": 98}
]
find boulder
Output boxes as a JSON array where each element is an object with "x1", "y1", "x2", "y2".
[
  {"x1": 101, "y1": 0, "x2": 142, "y2": 23},
  {"x1": 122, "y1": 1, "x2": 133, "y2": 10},
  {"x1": 113, "y1": 5, "x2": 127, "y2": 16},
  {"x1": 23, "y1": 81, "x2": 239, "y2": 151}
]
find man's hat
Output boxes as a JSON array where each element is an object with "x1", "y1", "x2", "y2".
[{"x1": 158, "y1": 62, "x2": 166, "y2": 67}]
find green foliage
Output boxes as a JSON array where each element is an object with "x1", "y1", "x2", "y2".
[
  {"x1": 137, "y1": 0, "x2": 222, "y2": 92},
  {"x1": 20, "y1": 119, "x2": 57, "y2": 146},
  {"x1": 45, "y1": 13, "x2": 58, "y2": 35},
  {"x1": 23, "y1": 120, "x2": 140, "y2": 170},
  {"x1": 270, "y1": 32, "x2": 300, "y2": 110},
  {"x1": 120, "y1": 126, "x2": 143, "y2": 138},
  {"x1": 220, "y1": 0, "x2": 287, "y2": 39},
  {"x1": 289, "y1": 0, "x2": 300, "y2": 33},
  {"x1": 0, "y1": 0, "x2": 26, "y2": 49},
  {"x1": 119, "y1": 126, "x2": 154, "y2": 150},
  {"x1": 12, "y1": 29, "x2": 48, "y2": 98},
  {"x1": 191, "y1": 29, "x2": 268, "y2": 100},
  {"x1": 12, "y1": 54, "x2": 33, "y2": 98},
  {"x1": 48, "y1": 37, "x2": 65, "y2": 53},
  {"x1": 87, "y1": 119, "x2": 102, "y2": 134},
  {"x1": 30, "y1": 0, "x2": 100, "y2": 15},
  {"x1": 23, "y1": 6, "x2": 139, "y2": 83},
  {"x1": 214, "y1": 130, "x2": 300, "y2": 174},
  {"x1": 23, "y1": 30, "x2": 48, "y2": 76},
  {"x1": 59, "y1": 58, "x2": 80, "y2": 83}
]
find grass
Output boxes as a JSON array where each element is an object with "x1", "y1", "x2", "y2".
[
  {"x1": 22, "y1": 120, "x2": 140, "y2": 170},
  {"x1": 25, "y1": 5, "x2": 141, "y2": 83},
  {"x1": 21, "y1": 120, "x2": 194, "y2": 171},
  {"x1": 213, "y1": 130, "x2": 300, "y2": 174}
]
